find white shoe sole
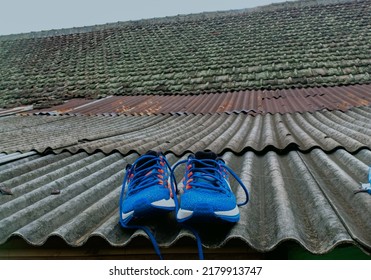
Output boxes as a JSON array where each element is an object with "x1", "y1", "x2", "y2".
[
  {"x1": 121, "y1": 198, "x2": 175, "y2": 222},
  {"x1": 177, "y1": 205, "x2": 239, "y2": 221}
]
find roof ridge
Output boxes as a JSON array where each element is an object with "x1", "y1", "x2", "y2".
[{"x1": 0, "y1": 0, "x2": 360, "y2": 40}]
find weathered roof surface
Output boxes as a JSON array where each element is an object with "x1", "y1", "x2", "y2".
[
  {"x1": 1, "y1": 106, "x2": 371, "y2": 155},
  {"x1": 0, "y1": 0, "x2": 370, "y2": 108},
  {"x1": 1, "y1": 0, "x2": 371, "y2": 259},
  {"x1": 0, "y1": 106, "x2": 34, "y2": 117},
  {"x1": 0, "y1": 149, "x2": 370, "y2": 254},
  {"x1": 28, "y1": 84, "x2": 371, "y2": 116}
]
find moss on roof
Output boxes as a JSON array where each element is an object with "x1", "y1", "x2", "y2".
[{"x1": 0, "y1": 0, "x2": 370, "y2": 108}]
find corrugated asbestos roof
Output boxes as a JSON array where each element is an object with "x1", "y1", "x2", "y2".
[
  {"x1": 0, "y1": 149, "x2": 370, "y2": 254},
  {"x1": 0, "y1": 0, "x2": 370, "y2": 108},
  {"x1": 28, "y1": 84, "x2": 371, "y2": 116},
  {"x1": 1, "y1": 0, "x2": 371, "y2": 259},
  {"x1": 1, "y1": 106, "x2": 371, "y2": 155}
]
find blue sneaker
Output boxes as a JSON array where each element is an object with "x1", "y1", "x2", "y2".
[
  {"x1": 172, "y1": 151, "x2": 249, "y2": 223},
  {"x1": 119, "y1": 151, "x2": 175, "y2": 226}
]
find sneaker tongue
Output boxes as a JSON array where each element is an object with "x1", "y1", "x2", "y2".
[
  {"x1": 136, "y1": 150, "x2": 158, "y2": 170},
  {"x1": 193, "y1": 151, "x2": 219, "y2": 186},
  {"x1": 145, "y1": 150, "x2": 158, "y2": 157},
  {"x1": 194, "y1": 151, "x2": 217, "y2": 169}
]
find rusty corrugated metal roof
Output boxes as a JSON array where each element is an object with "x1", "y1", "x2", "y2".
[
  {"x1": 38, "y1": 99, "x2": 94, "y2": 114},
  {"x1": 29, "y1": 85, "x2": 371, "y2": 116}
]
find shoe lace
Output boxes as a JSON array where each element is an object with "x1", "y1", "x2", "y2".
[
  {"x1": 170, "y1": 156, "x2": 250, "y2": 259},
  {"x1": 119, "y1": 153, "x2": 174, "y2": 260},
  {"x1": 171, "y1": 157, "x2": 249, "y2": 206},
  {"x1": 125, "y1": 156, "x2": 169, "y2": 196}
]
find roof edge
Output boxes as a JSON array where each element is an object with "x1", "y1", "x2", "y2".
[{"x1": 0, "y1": 0, "x2": 360, "y2": 40}]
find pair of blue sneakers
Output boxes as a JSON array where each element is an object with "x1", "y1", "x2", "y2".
[{"x1": 119, "y1": 150, "x2": 250, "y2": 259}]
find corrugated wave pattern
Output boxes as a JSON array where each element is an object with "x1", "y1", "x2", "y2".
[
  {"x1": 1, "y1": 106, "x2": 371, "y2": 155},
  {"x1": 0, "y1": 149, "x2": 370, "y2": 253},
  {"x1": 29, "y1": 84, "x2": 371, "y2": 116}
]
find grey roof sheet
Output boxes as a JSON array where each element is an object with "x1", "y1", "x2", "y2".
[
  {"x1": 1, "y1": 106, "x2": 371, "y2": 155},
  {"x1": 0, "y1": 149, "x2": 370, "y2": 254}
]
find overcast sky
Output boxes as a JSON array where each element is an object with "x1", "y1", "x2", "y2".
[{"x1": 0, "y1": 0, "x2": 293, "y2": 35}]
